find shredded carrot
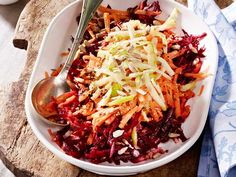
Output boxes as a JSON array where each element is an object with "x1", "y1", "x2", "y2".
[
  {"x1": 198, "y1": 85, "x2": 205, "y2": 96},
  {"x1": 152, "y1": 37, "x2": 162, "y2": 52},
  {"x1": 156, "y1": 36, "x2": 162, "y2": 43},
  {"x1": 163, "y1": 49, "x2": 186, "y2": 61},
  {"x1": 40, "y1": 102, "x2": 57, "y2": 117},
  {"x1": 66, "y1": 79, "x2": 77, "y2": 91},
  {"x1": 174, "y1": 98, "x2": 181, "y2": 118},
  {"x1": 150, "y1": 101, "x2": 162, "y2": 122},
  {"x1": 163, "y1": 30, "x2": 174, "y2": 38},
  {"x1": 120, "y1": 103, "x2": 131, "y2": 115},
  {"x1": 88, "y1": 28, "x2": 96, "y2": 39},
  {"x1": 105, "y1": 114, "x2": 116, "y2": 125},
  {"x1": 83, "y1": 54, "x2": 102, "y2": 69},
  {"x1": 163, "y1": 50, "x2": 186, "y2": 70},
  {"x1": 54, "y1": 91, "x2": 76, "y2": 104},
  {"x1": 98, "y1": 6, "x2": 129, "y2": 17},
  {"x1": 173, "y1": 84, "x2": 181, "y2": 118},
  {"x1": 165, "y1": 84, "x2": 174, "y2": 107},
  {"x1": 158, "y1": 19, "x2": 165, "y2": 24},
  {"x1": 159, "y1": 77, "x2": 170, "y2": 106},
  {"x1": 104, "y1": 12, "x2": 111, "y2": 33},
  {"x1": 60, "y1": 52, "x2": 69, "y2": 57},
  {"x1": 44, "y1": 71, "x2": 49, "y2": 78},
  {"x1": 135, "y1": 9, "x2": 161, "y2": 16},
  {"x1": 173, "y1": 68, "x2": 182, "y2": 83},
  {"x1": 167, "y1": 90, "x2": 174, "y2": 107},
  {"x1": 184, "y1": 90, "x2": 195, "y2": 99},
  {"x1": 87, "y1": 133, "x2": 94, "y2": 145},
  {"x1": 93, "y1": 116, "x2": 109, "y2": 129},
  {"x1": 184, "y1": 72, "x2": 208, "y2": 80},
  {"x1": 156, "y1": 42, "x2": 163, "y2": 51},
  {"x1": 182, "y1": 105, "x2": 191, "y2": 119},
  {"x1": 93, "y1": 97, "x2": 102, "y2": 105},
  {"x1": 87, "y1": 22, "x2": 97, "y2": 29},
  {"x1": 146, "y1": 34, "x2": 153, "y2": 41},
  {"x1": 51, "y1": 65, "x2": 63, "y2": 76},
  {"x1": 129, "y1": 96, "x2": 138, "y2": 109},
  {"x1": 48, "y1": 129, "x2": 56, "y2": 140},
  {"x1": 119, "y1": 106, "x2": 139, "y2": 128},
  {"x1": 58, "y1": 95, "x2": 77, "y2": 108},
  {"x1": 88, "y1": 38, "x2": 96, "y2": 44},
  {"x1": 153, "y1": 19, "x2": 165, "y2": 25},
  {"x1": 164, "y1": 57, "x2": 178, "y2": 69},
  {"x1": 138, "y1": 94, "x2": 146, "y2": 103},
  {"x1": 83, "y1": 54, "x2": 100, "y2": 61},
  {"x1": 172, "y1": 71, "x2": 185, "y2": 119},
  {"x1": 110, "y1": 14, "x2": 121, "y2": 23},
  {"x1": 93, "y1": 109, "x2": 119, "y2": 129}
]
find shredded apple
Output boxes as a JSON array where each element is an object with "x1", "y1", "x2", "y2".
[{"x1": 46, "y1": 0, "x2": 207, "y2": 164}]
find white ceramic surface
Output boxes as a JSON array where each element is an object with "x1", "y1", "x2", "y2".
[{"x1": 25, "y1": 0, "x2": 218, "y2": 175}]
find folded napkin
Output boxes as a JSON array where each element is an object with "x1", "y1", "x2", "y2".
[{"x1": 188, "y1": 0, "x2": 236, "y2": 177}]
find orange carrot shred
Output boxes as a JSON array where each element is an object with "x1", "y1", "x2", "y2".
[
  {"x1": 146, "y1": 34, "x2": 153, "y2": 41},
  {"x1": 51, "y1": 65, "x2": 63, "y2": 76},
  {"x1": 55, "y1": 91, "x2": 76, "y2": 104},
  {"x1": 45, "y1": 71, "x2": 49, "y2": 78},
  {"x1": 98, "y1": 6, "x2": 129, "y2": 16},
  {"x1": 173, "y1": 84, "x2": 181, "y2": 118},
  {"x1": 163, "y1": 49, "x2": 186, "y2": 60},
  {"x1": 184, "y1": 73, "x2": 208, "y2": 80},
  {"x1": 87, "y1": 133, "x2": 94, "y2": 145},
  {"x1": 111, "y1": 14, "x2": 121, "y2": 23},
  {"x1": 182, "y1": 105, "x2": 191, "y2": 119},
  {"x1": 60, "y1": 52, "x2": 69, "y2": 57},
  {"x1": 134, "y1": 10, "x2": 161, "y2": 16},
  {"x1": 156, "y1": 42, "x2": 163, "y2": 51},
  {"x1": 150, "y1": 101, "x2": 163, "y2": 122},
  {"x1": 198, "y1": 85, "x2": 205, "y2": 96},
  {"x1": 173, "y1": 68, "x2": 182, "y2": 83},
  {"x1": 104, "y1": 12, "x2": 111, "y2": 33},
  {"x1": 105, "y1": 114, "x2": 116, "y2": 125},
  {"x1": 83, "y1": 54, "x2": 100, "y2": 61},
  {"x1": 88, "y1": 28, "x2": 96, "y2": 39}
]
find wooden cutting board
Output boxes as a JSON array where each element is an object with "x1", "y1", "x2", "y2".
[{"x1": 0, "y1": 0, "x2": 232, "y2": 176}]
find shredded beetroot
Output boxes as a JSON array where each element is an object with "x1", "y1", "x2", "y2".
[
  {"x1": 128, "y1": 0, "x2": 161, "y2": 25},
  {"x1": 49, "y1": 108, "x2": 184, "y2": 164},
  {"x1": 47, "y1": 0, "x2": 206, "y2": 164},
  {"x1": 168, "y1": 30, "x2": 207, "y2": 84}
]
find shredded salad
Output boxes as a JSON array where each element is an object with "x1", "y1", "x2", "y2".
[{"x1": 44, "y1": 0, "x2": 207, "y2": 164}]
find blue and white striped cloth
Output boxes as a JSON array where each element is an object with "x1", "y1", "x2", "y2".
[{"x1": 187, "y1": 0, "x2": 236, "y2": 177}]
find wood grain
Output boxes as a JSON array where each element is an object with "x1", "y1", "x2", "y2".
[{"x1": 0, "y1": 0, "x2": 232, "y2": 176}]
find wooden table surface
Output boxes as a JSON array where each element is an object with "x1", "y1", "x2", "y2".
[
  {"x1": 0, "y1": 0, "x2": 234, "y2": 177},
  {"x1": 0, "y1": 1, "x2": 29, "y2": 176}
]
